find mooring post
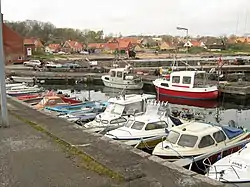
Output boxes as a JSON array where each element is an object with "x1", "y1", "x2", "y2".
[{"x1": 0, "y1": 11, "x2": 9, "y2": 127}]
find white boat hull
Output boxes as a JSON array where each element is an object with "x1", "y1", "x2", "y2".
[
  {"x1": 11, "y1": 76, "x2": 34, "y2": 83},
  {"x1": 102, "y1": 76, "x2": 143, "y2": 90}
]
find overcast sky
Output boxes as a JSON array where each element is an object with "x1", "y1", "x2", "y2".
[{"x1": 2, "y1": 0, "x2": 250, "y2": 36}]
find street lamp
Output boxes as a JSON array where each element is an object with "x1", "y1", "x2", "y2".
[
  {"x1": 0, "y1": 10, "x2": 9, "y2": 127},
  {"x1": 176, "y1": 27, "x2": 189, "y2": 38}
]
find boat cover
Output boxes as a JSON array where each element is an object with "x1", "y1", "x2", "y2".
[
  {"x1": 169, "y1": 115, "x2": 183, "y2": 126},
  {"x1": 222, "y1": 126, "x2": 244, "y2": 139}
]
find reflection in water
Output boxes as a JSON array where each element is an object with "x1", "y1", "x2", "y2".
[{"x1": 42, "y1": 84, "x2": 250, "y2": 130}]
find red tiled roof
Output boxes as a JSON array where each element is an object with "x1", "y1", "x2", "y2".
[
  {"x1": 104, "y1": 43, "x2": 119, "y2": 50},
  {"x1": 190, "y1": 40, "x2": 201, "y2": 47},
  {"x1": 48, "y1": 44, "x2": 61, "y2": 50},
  {"x1": 88, "y1": 43, "x2": 105, "y2": 49},
  {"x1": 24, "y1": 38, "x2": 36, "y2": 45},
  {"x1": 108, "y1": 37, "x2": 141, "y2": 45},
  {"x1": 65, "y1": 40, "x2": 83, "y2": 49},
  {"x1": 118, "y1": 41, "x2": 131, "y2": 49}
]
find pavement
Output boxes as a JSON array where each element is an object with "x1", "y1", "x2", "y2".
[
  {"x1": 0, "y1": 113, "x2": 116, "y2": 187},
  {"x1": 3, "y1": 97, "x2": 229, "y2": 187}
]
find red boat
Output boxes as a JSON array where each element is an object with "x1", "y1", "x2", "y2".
[{"x1": 153, "y1": 71, "x2": 218, "y2": 100}]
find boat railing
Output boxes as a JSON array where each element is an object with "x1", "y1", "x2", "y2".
[
  {"x1": 173, "y1": 138, "x2": 250, "y2": 169},
  {"x1": 206, "y1": 164, "x2": 241, "y2": 181}
]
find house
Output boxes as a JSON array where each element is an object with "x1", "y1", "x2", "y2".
[
  {"x1": 103, "y1": 42, "x2": 118, "y2": 53},
  {"x1": 62, "y1": 40, "x2": 84, "y2": 53},
  {"x1": 108, "y1": 37, "x2": 141, "y2": 46},
  {"x1": 184, "y1": 40, "x2": 206, "y2": 48},
  {"x1": 87, "y1": 43, "x2": 105, "y2": 53},
  {"x1": 205, "y1": 38, "x2": 226, "y2": 51},
  {"x1": 141, "y1": 37, "x2": 159, "y2": 48},
  {"x1": 104, "y1": 39, "x2": 132, "y2": 53},
  {"x1": 3, "y1": 18, "x2": 24, "y2": 64},
  {"x1": 236, "y1": 37, "x2": 250, "y2": 44},
  {"x1": 159, "y1": 41, "x2": 176, "y2": 51},
  {"x1": 45, "y1": 44, "x2": 61, "y2": 53},
  {"x1": 24, "y1": 38, "x2": 44, "y2": 56},
  {"x1": 134, "y1": 44, "x2": 145, "y2": 52}
]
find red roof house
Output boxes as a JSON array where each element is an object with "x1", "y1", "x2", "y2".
[
  {"x1": 3, "y1": 17, "x2": 24, "y2": 64},
  {"x1": 62, "y1": 40, "x2": 84, "y2": 53}
]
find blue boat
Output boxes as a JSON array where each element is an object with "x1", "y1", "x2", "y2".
[{"x1": 45, "y1": 101, "x2": 109, "y2": 114}]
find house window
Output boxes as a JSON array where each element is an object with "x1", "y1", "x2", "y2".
[
  {"x1": 198, "y1": 135, "x2": 215, "y2": 148},
  {"x1": 172, "y1": 76, "x2": 180, "y2": 83},
  {"x1": 213, "y1": 131, "x2": 226, "y2": 143},
  {"x1": 110, "y1": 71, "x2": 116, "y2": 77},
  {"x1": 145, "y1": 121, "x2": 167, "y2": 131},
  {"x1": 117, "y1": 71, "x2": 123, "y2": 78},
  {"x1": 182, "y1": 76, "x2": 191, "y2": 84}
]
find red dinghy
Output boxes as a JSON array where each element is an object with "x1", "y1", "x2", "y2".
[{"x1": 153, "y1": 71, "x2": 218, "y2": 100}]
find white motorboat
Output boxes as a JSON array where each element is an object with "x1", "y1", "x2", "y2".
[
  {"x1": 82, "y1": 94, "x2": 155, "y2": 133},
  {"x1": 101, "y1": 66, "x2": 143, "y2": 90},
  {"x1": 5, "y1": 83, "x2": 26, "y2": 90},
  {"x1": 7, "y1": 85, "x2": 44, "y2": 97},
  {"x1": 152, "y1": 122, "x2": 250, "y2": 165},
  {"x1": 105, "y1": 101, "x2": 185, "y2": 149},
  {"x1": 206, "y1": 142, "x2": 250, "y2": 187},
  {"x1": 11, "y1": 76, "x2": 35, "y2": 83}
]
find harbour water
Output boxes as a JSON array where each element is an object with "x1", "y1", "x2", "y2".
[{"x1": 43, "y1": 84, "x2": 250, "y2": 130}]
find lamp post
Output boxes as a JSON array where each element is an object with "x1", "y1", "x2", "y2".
[
  {"x1": 0, "y1": 10, "x2": 9, "y2": 127},
  {"x1": 177, "y1": 26, "x2": 189, "y2": 68}
]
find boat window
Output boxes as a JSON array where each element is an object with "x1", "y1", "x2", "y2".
[
  {"x1": 160, "y1": 83, "x2": 169, "y2": 87},
  {"x1": 124, "y1": 120, "x2": 134, "y2": 128},
  {"x1": 110, "y1": 104, "x2": 125, "y2": 115},
  {"x1": 172, "y1": 76, "x2": 180, "y2": 83},
  {"x1": 167, "y1": 131, "x2": 180, "y2": 144},
  {"x1": 198, "y1": 135, "x2": 215, "y2": 148},
  {"x1": 110, "y1": 71, "x2": 116, "y2": 77},
  {"x1": 117, "y1": 71, "x2": 123, "y2": 78},
  {"x1": 213, "y1": 131, "x2": 226, "y2": 143},
  {"x1": 178, "y1": 134, "x2": 198, "y2": 147},
  {"x1": 104, "y1": 77, "x2": 109, "y2": 80},
  {"x1": 123, "y1": 101, "x2": 143, "y2": 115},
  {"x1": 145, "y1": 121, "x2": 167, "y2": 130},
  {"x1": 110, "y1": 117, "x2": 127, "y2": 124},
  {"x1": 131, "y1": 121, "x2": 145, "y2": 130},
  {"x1": 182, "y1": 76, "x2": 191, "y2": 84}
]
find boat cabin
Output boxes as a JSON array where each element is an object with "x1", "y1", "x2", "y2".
[
  {"x1": 166, "y1": 122, "x2": 245, "y2": 149},
  {"x1": 163, "y1": 71, "x2": 208, "y2": 88},
  {"x1": 106, "y1": 68, "x2": 136, "y2": 81}
]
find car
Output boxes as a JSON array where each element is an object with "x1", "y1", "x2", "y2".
[
  {"x1": 79, "y1": 51, "x2": 89, "y2": 55},
  {"x1": 62, "y1": 63, "x2": 82, "y2": 69},
  {"x1": 45, "y1": 61, "x2": 62, "y2": 68},
  {"x1": 23, "y1": 60, "x2": 41, "y2": 67},
  {"x1": 57, "y1": 51, "x2": 67, "y2": 55}
]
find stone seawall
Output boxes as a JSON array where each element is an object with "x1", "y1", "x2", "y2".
[{"x1": 7, "y1": 96, "x2": 228, "y2": 187}]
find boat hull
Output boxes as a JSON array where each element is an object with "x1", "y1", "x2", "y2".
[
  {"x1": 102, "y1": 76, "x2": 143, "y2": 90},
  {"x1": 11, "y1": 76, "x2": 34, "y2": 83},
  {"x1": 155, "y1": 86, "x2": 218, "y2": 100}
]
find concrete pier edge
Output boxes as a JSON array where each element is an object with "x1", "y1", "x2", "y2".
[{"x1": 6, "y1": 96, "x2": 228, "y2": 187}]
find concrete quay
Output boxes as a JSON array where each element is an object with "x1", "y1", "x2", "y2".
[{"x1": 3, "y1": 96, "x2": 232, "y2": 187}]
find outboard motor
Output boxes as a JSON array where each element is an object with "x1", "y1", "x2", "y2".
[
  {"x1": 228, "y1": 120, "x2": 236, "y2": 128},
  {"x1": 172, "y1": 109, "x2": 180, "y2": 117}
]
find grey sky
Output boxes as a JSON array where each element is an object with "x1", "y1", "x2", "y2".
[{"x1": 2, "y1": 0, "x2": 250, "y2": 36}]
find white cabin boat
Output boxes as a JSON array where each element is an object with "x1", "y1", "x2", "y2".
[
  {"x1": 206, "y1": 142, "x2": 250, "y2": 187},
  {"x1": 101, "y1": 67, "x2": 143, "y2": 90},
  {"x1": 105, "y1": 102, "x2": 185, "y2": 149},
  {"x1": 152, "y1": 122, "x2": 250, "y2": 164},
  {"x1": 153, "y1": 71, "x2": 218, "y2": 100},
  {"x1": 11, "y1": 76, "x2": 35, "y2": 83},
  {"x1": 82, "y1": 94, "x2": 155, "y2": 133}
]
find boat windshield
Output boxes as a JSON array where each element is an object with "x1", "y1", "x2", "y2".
[
  {"x1": 109, "y1": 103, "x2": 125, "y2": 115},
  {"x1": 167, "y1": 131, "x2": 180, "y2": 144},
  {"x1": 177, "y1": 134, "x2": 198, "y2": 147},
  {"x1": 124, "y1": 120, "x2": 134, "y2": 128}
]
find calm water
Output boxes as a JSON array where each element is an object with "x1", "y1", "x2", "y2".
[{"x1": 43, "y1": 84, "x2": 250, "y2": 130}]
